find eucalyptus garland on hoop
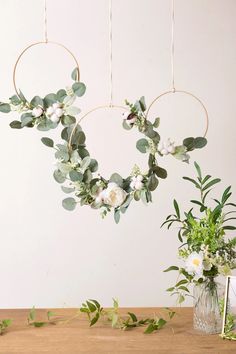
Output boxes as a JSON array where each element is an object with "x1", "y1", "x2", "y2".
[
  {"x1": 41, "y1": 96, "x2": 207, "y2": 223},
  {"x1": 0, "y1": 68, "x2": 85, "y2": 131}
]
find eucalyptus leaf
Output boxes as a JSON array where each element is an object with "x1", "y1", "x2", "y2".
[
  {"x1": 30, "y1": 96, "x2": 44, "y2": 108},
  {"x1": 72, "y1": 82, "x2": 86, "y2": 97},
  {"x1": 71, "y1": 67, "x2": 79, "y2": 81},
  {"x1": 57, "y1": 89, "x2": 67, "y2": 103},
  {"x1": 61, "y1": 115, "x2": 76, "y2": 126},
  {"x1": 0, "y1": 103, "x2": 11, "y2": 113},
  {"x1": 62, "y1": 197, "x2": 77, "y2": 211},
  {"x1": 69, "y1": 170, "x2": 83, "y2": 182},
  {"x1": 147, "y1": 174, "x2": 159, "y2": 191},
  {"x1": 41, "y1": 137, "x2": 54, "y2": 148},
  {"x1": 136, "y1": 138, "x2": 149, "y2": 153},
  {"x1": 53, "y1": 170, "x2": 66, "y2": 183},
  {"x1": 194, "y1": 137, "x2": 207, "y2": 149},
  {"x1": 109, "y1": 173, "x2": 123, "y2": 187},
  {"x1": 10, "y1": 120, "x2": 22, "y2": 129}
]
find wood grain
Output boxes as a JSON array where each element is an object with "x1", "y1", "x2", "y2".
[{"x1": 0, "y1": 307, "x2": 234, "y2": 354}]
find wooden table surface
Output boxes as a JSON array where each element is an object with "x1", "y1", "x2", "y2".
[{"x1": 0, "y1": 307, "x2": 234, "y2": 354}]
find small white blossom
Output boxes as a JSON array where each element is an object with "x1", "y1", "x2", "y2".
[
  {"x1": 32, "y1": 107, "x2": 43, "y2": 118},
  {"x1": 130, "y1": 175, "x2": 144, "y2": 190},
  {"x1": 185, "y1": 252, "x2": 204, "y2": 277},
  {"x1": 46, "y1": 102, "x2": 64, "y2": 123},
  {"x1": 103, "y1": 183, "x2": 127, "y2": 208},
  {"x1": 158, "y1": 139, "x2": 176, "y2": 156}
]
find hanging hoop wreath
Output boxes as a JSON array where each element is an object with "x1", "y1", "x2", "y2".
[
  {"x1": 40, "y1": 95, "x2": 208, "y2": 223},
  {"x1": 0, "y1": 41, "x2": 86, "y2": 131}
]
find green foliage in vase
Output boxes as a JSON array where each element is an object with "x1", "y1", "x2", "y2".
[
  {"x1": 0, "y1": 319, "x2": 12, "y2": 335},
  {"x1": 162, "y1": 162, "x2": 236, "y2": 304}
]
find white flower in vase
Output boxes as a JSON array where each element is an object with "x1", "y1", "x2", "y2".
[
  {"x1": 130, "y1": 175, "x2": 144, "y2": 190},
  {"x1": 46, "y1": 102, "x2": 64, "y2": 123},
  {"x1": 185, "y1": 252, "x2": 204, "y2": 277},
  {"x1": 158, "y1": 139, "x2": 176, "y2": 156},
  {"x1": 103, "y1": 183, "x2": 127, "y2": 208},
  {"x1": 32, "y1": 106, "x2": 44, "y2": 118}
]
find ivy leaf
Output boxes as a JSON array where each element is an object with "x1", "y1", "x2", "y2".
[
  {"x1": 41, "y1": 137, "x2": 54, "y2": 148},
  {"x1": 62, "y1": 197, "x2": 77, "y2": 211},
  {"x1": 72, "y1": 82, "x2": 86, "y2": 97}
]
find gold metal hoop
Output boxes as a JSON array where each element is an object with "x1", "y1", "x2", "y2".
[
  {"x1": 68, "y1": 104, "x2": 127, "y2": 150},
  {"x1": 146, "y1": 90, "x2": 209, "y2": 137},
  {"x1": 13, "y1": 41, "x2": 80, "y2": 97}
]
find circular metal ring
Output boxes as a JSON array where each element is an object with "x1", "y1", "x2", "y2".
[
  {"x1": 68, "y1": 104, "x2": 127, "y2": 150},
  {"x1": 13, "y1": 41, "x2": 80, "y2": 97},
  {"x1": 146, "y1": 90, "x2": 209, "y2": 137}
]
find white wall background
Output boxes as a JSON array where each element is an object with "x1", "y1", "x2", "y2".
[{"x1": 0, "y1": 0, "x2": 235, "y2": 308}]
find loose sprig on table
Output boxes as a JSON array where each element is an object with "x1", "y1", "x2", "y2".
[
  {"x1": 0, "y1": 319, "x2": 12, "y2": 335},
  {"x1": 79, "y1": 298, "x2": 175, "y2": 333}
]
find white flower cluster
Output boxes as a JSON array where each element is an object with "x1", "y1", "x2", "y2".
[
  {"x1": 130, "y1": 175, "x2": 144, "y2": 191},
  {"x1": 32, "y1": 102, "x2": 64, "y2": 123},
  {"x1": 158, "y1": 139, "x2": 176, "y2": 156}
]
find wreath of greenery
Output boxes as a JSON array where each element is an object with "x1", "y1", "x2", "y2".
[
  {"x1": 0, "y1": 68, "x2": 208, "y2": 223},
  {"x1": 0, "y1": 68, "x2": 85, "y2": 131}
]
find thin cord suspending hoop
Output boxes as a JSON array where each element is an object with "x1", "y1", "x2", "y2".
[
  {"x1": 146, "y1": 90, "x2": 209, "y2": 138},
  {"x1": 13, "y1": 41, "x2": 80, "y2": 97}
]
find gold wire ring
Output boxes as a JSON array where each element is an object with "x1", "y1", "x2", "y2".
[
  {"x1": 13, "y1": 41, "x2": 80, "y2": 97},
  {"x1": 68, "y1": 104, "x2": 127, "y2": 150},
  {"x1": 146, "y1": 90, "x2": 209, "y2": 137}
]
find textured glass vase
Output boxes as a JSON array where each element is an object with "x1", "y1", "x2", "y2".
[{"x1": 193, "y1": 278, "x2": 224, "y2": 334}]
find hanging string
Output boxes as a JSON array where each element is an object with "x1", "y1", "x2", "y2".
[
  {"x1": 109, "y1": 0, "x2": 113, "y2": 106},
  {"x1": 44, "y1": 0, "x2": 48, "y2": 43},
  {"x1": 171, "y1": 0, "x2": 175, "y2": 92}
]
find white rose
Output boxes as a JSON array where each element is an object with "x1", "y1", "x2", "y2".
[
  {"x1": 103, "y1": 183, "x2": 127, "y2": 208},
  {"x1": 32, "y1": 107, "x2": 43, "y2": 118}
]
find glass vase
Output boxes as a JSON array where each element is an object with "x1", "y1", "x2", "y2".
[{"x1": 193, "y1": 277, "x2": 224, "y2": 334}]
